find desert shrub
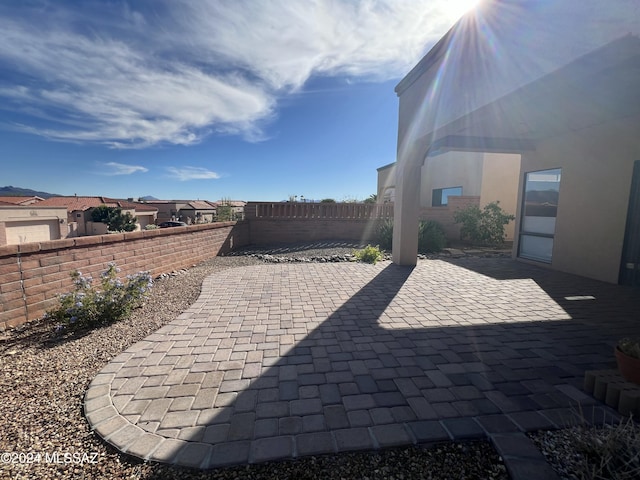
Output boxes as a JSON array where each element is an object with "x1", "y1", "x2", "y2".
[
  {"x1": 453, "y1": 201, "x2": 515, "y2": 246},
  {"x1": 574, "y1": 416, "x2": 640, "y2": 479},
  {"x1": 418, "y1": 220, "x2": 446, "y2": 253},
  {"x1": 374, "y1": 219, "x2": 446, "y2": 253},
  {"x1": 375, "y1": 220, "x2": 394, "y2": 250},
  {"x1": 354, "y1": 245, "x2": 383, "y2": 264},
  {"x1": 45, "y1": 263, "x2": 152, "y2": 332}
]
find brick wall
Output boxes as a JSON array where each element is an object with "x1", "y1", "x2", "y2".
[
  {"x1": 247, "y1": 218, "x2": 382, "y2": 245},
  {"x1": 0, "y1": 221, "x2": 249, "y2": 330},
  {"x1": 245, "y1": 199, "x2": 479, "y2": 245}
]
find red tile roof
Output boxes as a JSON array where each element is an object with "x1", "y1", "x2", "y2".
[
  {"x1": 36, "y1": 196, "x2": 157, "y2": 213},
  {"x1": 0, "y1": 196, "x2": 43, "y2": 205}
]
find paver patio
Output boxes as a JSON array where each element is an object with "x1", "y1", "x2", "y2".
[{"x1": 85, "y1": 257, "x2": 640, "y2": 476}]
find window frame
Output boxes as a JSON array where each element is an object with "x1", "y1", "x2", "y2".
[
  {"x1": 518, "y1": 168, "x2": 562, "y2": 263},
  {"x1": 432, "y1": 186, "x2": 463, "y2": 207}
]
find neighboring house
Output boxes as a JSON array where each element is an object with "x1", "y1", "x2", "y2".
[
  {"x1": 377, "y1": 151, "x2": 520, "y2": 240},
  {"x1": 36, "y1": 196, "x2": 157, "y2": 236},
  {"x1": 143, "y1": 200, "x2": 218, "y2": 224},
  {"x1": 392, "y1": 1, "x2": 640, "y2": 285},
  {"x1": 0, "y1": 195, "x2": 45, "y2": 206},
  {"x1": 215, "y1": 200, "x2": 247, "y2": 220},
  {"x1": 0, "y1": 202, "x2": 69, "y2": 246},
  {"x1": 143, "y1": 200, "x2": 246, "y2": 224}
]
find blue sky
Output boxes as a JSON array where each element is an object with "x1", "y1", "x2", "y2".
[{"x1": 0, "y1": 0, "x2": 477, "y2": 202}]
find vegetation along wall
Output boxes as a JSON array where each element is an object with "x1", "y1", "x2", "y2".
[{"x1": 0, "y1": 221, "x2": 249, "y2": 330}]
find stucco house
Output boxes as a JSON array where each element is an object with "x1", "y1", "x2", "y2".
[
  {"x1": 142, "y1": 200, "x2": 218, "y2": 224},
  {"x1": 36, "y1": 196, "x2": 157, "y2": 236},
  {"x1": 378, "y1": 150, "x2": 520, "y2": 241},
  {"x1": 0, "y1": 201, "x2": 69, "y2": 245},
  {"x1": 393, "y1": 0, "x2": 640, "y2": 285}
]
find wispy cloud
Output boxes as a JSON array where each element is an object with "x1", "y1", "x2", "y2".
[
  {"x1": 166, "y1": 166, "x2": 221, "y2": 181},
  {"x1": 0, "y1": 1, "x2": 459, "y2": 148},
  {"x1": 102, "y1": 162, "x2": 148, "y2": 176}
]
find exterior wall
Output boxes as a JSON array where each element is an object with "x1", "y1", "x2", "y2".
[
  {"x1": 247, "y1": 219, "x2": 379, "y2": 245},
  {"x1": 0, "y1": 221, "x2": 249, "y2": 330},
  {"x1": 136, "y1": 214, "x2": 155, "y2": 230},
  {"x1": 421, "y1": 151, "x2": 484, "y2": 206},
  {"x1": 514, "y1": 116, "x2": 640, "y2": 283},
  {"x1": 245, "y1": 202, "x2": 393, "y2": 245},
  {"x1": 0, "y1": 206, "x2": 68, "y2": 245},
  {"x1": 480, "y1": 153, "x2": 521, "y2": 241},
  {"x1": 244, "y1": 201, "x2": 472, "y2": 245},
  {"x1": 377, "y1": 163, "x2": 396, "y2": 203}
]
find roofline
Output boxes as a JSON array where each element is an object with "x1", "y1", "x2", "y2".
[
  {"x1": 376, "y1": 162, "x2": 397, "y2": 172},
  {"x1": 395, "y1": 28, "x2": 454, "y2": 97},
  {"x1": 394, "y1": 3, "x2": 489, "y2": 97}
]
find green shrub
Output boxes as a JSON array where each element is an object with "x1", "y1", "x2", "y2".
[
  {"x1": 91, "y1": 205, "x2": 138, "y2": 232},
  {"x1": 354, "y1": 245, "x2": 383, "y2": 264},
  {"x1": 374, "y1": 219, "x2": 446, "y2": 253},
  {"x1": 45, "y1": 263, "x2": 152, "y2": 333},
  {"x1": 418, "y1": 220, "x2": 446, "y2": 253},
  {"x1": 145, "y1": 224, "x2": 159, "y2": 230},
  {"x1": 375, "y1": 220, "x2": 394, "y2": 250},
  {"x1": 453, "y1": 201, "x2": 515, "y2": 246}
]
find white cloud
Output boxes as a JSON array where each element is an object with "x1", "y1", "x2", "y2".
[
  {"x1": 166, "y1": 166, "x2": 221, "y2": 181},
  {"x1": 0, "y1": 1, "x2": 460, "y2": 148},
  {"x1": 102, "y1": 162, "x2": 148, "y2": 175}
]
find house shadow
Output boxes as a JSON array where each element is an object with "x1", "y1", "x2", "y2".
[{"x1": 97, "y1": 259, "x2": 640, "y2": 474}]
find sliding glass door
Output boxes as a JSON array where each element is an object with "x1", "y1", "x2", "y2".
[{"x1": 519, "y1": 168, "x2": 561, "y2": 263}]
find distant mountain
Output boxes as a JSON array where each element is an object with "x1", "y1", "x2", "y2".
[
  {"x1": 0, "y1": 186, "x2": 60, "y2": 199},
  {"x1": 139, "y1": 195, "x2": 159, "y2": 201}
]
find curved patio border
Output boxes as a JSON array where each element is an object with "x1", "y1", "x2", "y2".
[{"x1": 84, "y1": 260, "x2": 631, "y2": 475}]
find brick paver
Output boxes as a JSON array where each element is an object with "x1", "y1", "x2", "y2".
[{"x1": 85, "y1": 259, "x2": 640, "y2": 470}]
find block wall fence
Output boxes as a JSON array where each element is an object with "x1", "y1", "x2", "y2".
[
  {"x1": 244, "y1": 197, "x2": 480, "y2": 245},
  {"x1": 0, "y1": 222, "x2": 249, "y2": 330}
]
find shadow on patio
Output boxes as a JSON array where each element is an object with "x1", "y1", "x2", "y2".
[{"x1": 84, "y1": 258, "x2": 640, "y2": 473}]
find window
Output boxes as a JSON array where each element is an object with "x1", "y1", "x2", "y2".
[
  {"x1": 519, "y1": 168, "x2": 561, "y2": 263},
  {"x1": 382, "y1": 187, "x2": 395, "y2": 203},
  {"x1": 432, "y1": 186, "x2": 462, "y2": 207}
]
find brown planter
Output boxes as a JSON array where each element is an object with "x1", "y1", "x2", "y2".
[{"x1": 615, "y1": 346, "x2": 640, "y2": 385}]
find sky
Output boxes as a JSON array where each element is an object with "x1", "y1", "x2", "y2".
[{"x1": 0, "y1": 0, "x2": 479, "y2": 202}]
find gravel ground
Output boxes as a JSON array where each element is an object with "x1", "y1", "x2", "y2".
[
  {"x1": 0, "y1": 242, "x2": 514, "y2": 479},
  {"x1": 530, "y1": 418, "x2": 640, "y2": 480}
]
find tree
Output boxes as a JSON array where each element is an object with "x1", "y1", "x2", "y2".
[
  {"x1": 91, "y1": 205, "x2": 138, "y2": 232},
  {"x1": 320, "y1": 198, "x2": 336, "y2": 203},
  {"x1": 216, "y1": 199, "x2": 234, "y2": 222},
  {"x1": 363, "y1": 194, "x2": 378, "y2": 204}
]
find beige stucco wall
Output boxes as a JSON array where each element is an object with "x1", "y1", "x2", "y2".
[
  {"x1": 514, "y1": 116, "x2": 640, "y2": 283},
  {"x1": 377, "y1": 164, "x2": 396, "y2": 203},
  {"x1": 377, "y1": 151, "x2": 520, "y2": 242},
  {"x1": 421, "y1": 151, "x2": 484, "y2": 206},
  {"x1": 0, "y1": 206, "x2": 68, "y2": 245},
  {"x1": 480, "y1": 153, "x2": 521, "y2": 241}
]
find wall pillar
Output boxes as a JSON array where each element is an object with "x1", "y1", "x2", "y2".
[{"x1": 392, "y1": 147, "x2": 423, "y2": 265}]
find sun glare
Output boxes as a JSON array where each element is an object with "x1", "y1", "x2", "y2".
[{"x1": 445, "y1": 0, "x2": 482, "y2": 21}]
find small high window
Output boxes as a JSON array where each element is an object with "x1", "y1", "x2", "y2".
[{"x1": 432, "y1": 186, "x2": 462, "y2": 207}]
